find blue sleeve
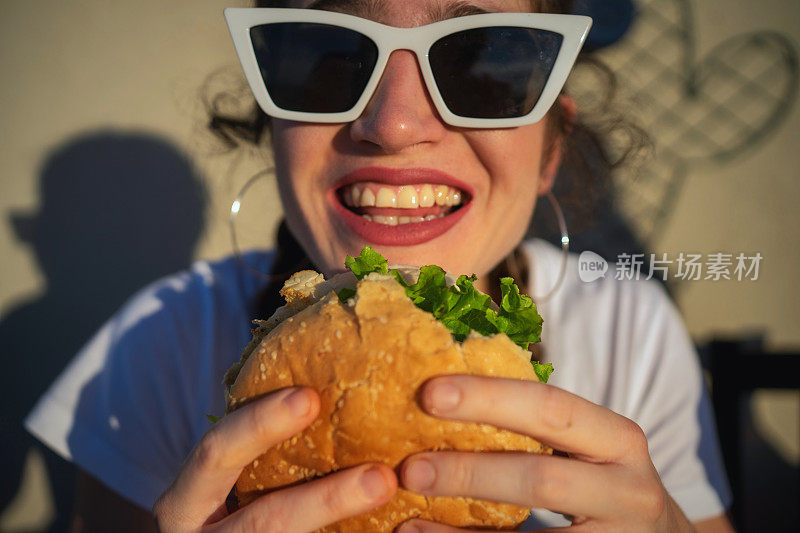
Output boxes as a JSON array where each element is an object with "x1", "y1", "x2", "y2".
[{"x1": 24, "y1": 254, "x2": 269, "y2": 510}]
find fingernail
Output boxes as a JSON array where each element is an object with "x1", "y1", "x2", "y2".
[
  {"x1": 283, "y1": 388, "x2": 311, "y2": 417},
  {"x1": 404, "y1": 459, "x2": 435, "y2": 491},
  {"x1": 360, "y1": 466, "x2": 388, "y2": 499},
  {"x1": 428, "y1": 382, "x2": 461, "y2": 413},
  {"x1": 397, "y1": 522, "x2": 421, "y2": 533}
]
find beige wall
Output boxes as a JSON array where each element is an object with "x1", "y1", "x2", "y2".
[
  {"x1": 2, "y1": 0, "x2": 799, "y2": 343},
  {"x1": 1, "y1": 0, "x2": 797, "y2": 529},
  {"x1": 656, "y1": 0, "x2": 800, "y2": 349},
  {"x1": 1, "y1": 0, "x2": 275, "y2": 319}
]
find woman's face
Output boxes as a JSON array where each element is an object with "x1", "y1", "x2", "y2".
[{"x1": 271, "y1": 0, "x2": 561, "y2": 284}]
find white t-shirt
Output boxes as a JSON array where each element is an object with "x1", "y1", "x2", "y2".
[{"x1": 25, "y1": 239, "x2": 731, "y2": 528}]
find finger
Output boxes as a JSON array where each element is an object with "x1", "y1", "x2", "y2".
[
  {"x1": 208, "y1": 462, "x2": 397, "y2": 533},
  {"x1": 420, "y1": 375, "x2": 648, "y2": 462},
  {"x1": 396, "y1": 519, "x2": 487, "y2": 532},
  {"x1": 153, "y1": 387, "x2": 319, "y2": 529},
  {"x1": 400, "y1": 451, "x2": 626, "y2": 519},
  {"x1": 397, "y1": 518, "x2": 597, "y2": 533}
]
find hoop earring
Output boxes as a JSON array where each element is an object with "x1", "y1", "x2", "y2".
[
  {"x1": 229, "y1": 167, "x2": 277, "y2": 281},
  {"x1": 534, "y1": 190, "x2": 570, "y2": 303}
]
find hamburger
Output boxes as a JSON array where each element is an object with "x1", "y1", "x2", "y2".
[{"x1": 220, "y1": 246, "x2": 553, "y2": 531}]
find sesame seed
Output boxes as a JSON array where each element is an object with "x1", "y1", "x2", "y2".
[
  {"x1": 335, "y1": 329, "x2": 342, "y2": 339},
  {"x1": 249, "y1": 472, "x2": 256, "y2": 479},
  {"x1": 259, "y1": 363, "x2": 266, "y2": 372},
  {"x1": 253, "y1": 460, "x2": 259, "y2": 467},
  {"x1": 279, "y1": 373, "x2": 287, "y2": 379},
  {"x1": 256, "y1": 484, "x2": 264, "y2": 490}
]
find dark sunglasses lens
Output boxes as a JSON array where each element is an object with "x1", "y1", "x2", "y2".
[
  {"x1": 250, "y1": 22, "x2": 378, "y2": 113},
  {"x1": 429, "y1": 27, "x2": 563, "y2": 119}
]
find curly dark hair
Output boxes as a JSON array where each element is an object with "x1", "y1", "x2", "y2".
[{"x1": 206, "y1": 0, "x2": 648, "y2": 332}]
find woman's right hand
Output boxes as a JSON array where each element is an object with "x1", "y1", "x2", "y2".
[{"x1": 153, "y1": 387, "x2": 397, "y2": 532}]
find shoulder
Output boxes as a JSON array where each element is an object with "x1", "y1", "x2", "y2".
[
  {"x1": 93, "y1": 249, "x2": 277, "y2": 392},
  {"x1": 24, "y1": 250, "x2": 278, "y2": 509},
  {"x1": 119, "y1": 250, "x2": 275, "y2": 329},
  {"x1": 522, "y1": 238, "x2": 678, "y2": 338},
  {"x1": 521, "y1": 239, "x2": 693, "y2": 407}
]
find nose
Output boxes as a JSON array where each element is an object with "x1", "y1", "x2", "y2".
[{"x1": 349, "y1": 50, "x2": 447, "y2": 154}]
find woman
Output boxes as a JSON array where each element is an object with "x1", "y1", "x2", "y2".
[{"x1": 25, "y1": 0, "x2": 734, "y2": 531}]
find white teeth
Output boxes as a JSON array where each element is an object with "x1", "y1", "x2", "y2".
[
  {"x1": 419, "y1": 184, "x2": 435, "y2": 207},
  {"x1": 375, "y1": 187, "x2": 397, "y2": 207},
  {"x1": 397, "y1": 186, "x2": 417, "y2": 208},
  {"x1": 342, "y1": 183, "x2": 464, "y2": 209},
  {"x1": 435, "y1": 185, "x2": 448, "y2": 206},
  {"x1": 360, "y1": 188, "x2": 376, "y2": 206},
  {"x1": 350, "y1": 185, "x2": 361, "y2": 207},
  {"x1": 368, "y1": 213, "x2": 445, "y2": 225}
]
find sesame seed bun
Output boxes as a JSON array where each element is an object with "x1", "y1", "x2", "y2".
[{"x1": 224, "y1": 271, "x2": 549, "y2": 531}]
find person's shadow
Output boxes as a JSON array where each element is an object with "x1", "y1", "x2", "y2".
[{"x1": 1, "y1": 131, "x2": 207, "y2": 531}]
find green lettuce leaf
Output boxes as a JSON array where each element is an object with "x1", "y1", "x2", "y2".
[
  {"x1": 341, "y1": 247, "x2": 544, "y2": 352},
  {"x1": 531, "y1": 361, "x2": 554, "y2": 383},
  {"x1": 344, "y1": 246, "x2": 388, "y2": 280},
  {"x1": 205, "y1": 414, "x2": 221, "y2": 424},
  {"x1": 337, "y1": 287, "x2": 357, "y2": 303}
]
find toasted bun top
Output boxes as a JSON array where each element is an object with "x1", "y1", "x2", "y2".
[{"x1": 224, "y1": 272, "x2": 548, "y2": 532}]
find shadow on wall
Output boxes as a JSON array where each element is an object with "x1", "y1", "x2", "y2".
[{"x1": 0, "y1": 131, "x2": 207, "y2": 531}]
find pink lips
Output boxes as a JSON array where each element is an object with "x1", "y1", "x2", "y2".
[{"x1": 329, "y1": 166, "x2": 473, "y2": 246}]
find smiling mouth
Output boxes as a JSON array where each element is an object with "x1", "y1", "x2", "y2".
[{"x1": 336, "y1": 182, "x2": 468, "y2": 225}]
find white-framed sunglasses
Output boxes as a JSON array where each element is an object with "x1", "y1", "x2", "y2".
[{"x1": 224, "y1": 8, "x2": 591, "y2": 129}]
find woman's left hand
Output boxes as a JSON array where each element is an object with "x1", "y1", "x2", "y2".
[{"x1": 396, "y1": 375, "x2": 695, "y2": 533}]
